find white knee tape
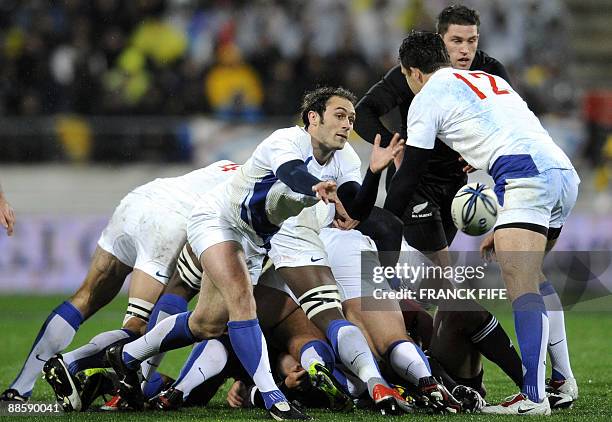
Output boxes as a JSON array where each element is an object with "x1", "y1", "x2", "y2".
[
  {"x1": 297, "y1": 285, "x2": 342, "y2": 320},
  {"x1": 123, "y1": 297, "x2": 155, "y2": 325},
  {"x1": 177, "y1": 244, "x2": 203, "y2": 291}
]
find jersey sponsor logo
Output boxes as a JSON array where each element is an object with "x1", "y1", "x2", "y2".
[
  {"x1": 350, "y1": 352, "x2": 366, "y2": 366},
  {"x1": 412, "y1": 202, "x2": 429, "y2": 214},
  {"x1": 411, "y1": 202, "x2": 432, "y2": 218},
  {"x1": 155, "y1": 270, "x2": 170, "y2": 279}
]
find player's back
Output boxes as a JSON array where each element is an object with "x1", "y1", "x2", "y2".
[
  {"x1": 132, "y1": 160, "x2": 238, "y2": 217},
  {"x1": 414, "y1": 68, "x2": 573, "y2": 174}
]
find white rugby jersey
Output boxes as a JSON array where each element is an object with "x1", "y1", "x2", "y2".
[
  {"x1": 219, "y1": 125, "x2": 362, "y2": 245},
  {"x1": 406, "y1": 67, "x2": 573, "y2": 175},
  {"x1": 131, "y1": 160, "x2": 238, "y2": 217}
]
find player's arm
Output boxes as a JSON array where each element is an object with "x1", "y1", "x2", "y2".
[
  {"x1": 0, "y1": 182, "x2": 15, "y2": 236},
  {"x1": 383, "y1": 145, "x2": 432, "y2": 217},
  {"x1": 383, "y1": 96, "x2": 439, "y2": 218},
  {"x1": 338, "y1": 134, "x2": 404, "y2": 221},
  {"x1": 276, "y1": 160, "x2": 322, "y2": 196},
  {"x1": 354, "y1": 65, "x2": 411, "y2": 147},
  {"x1": 275, "y1": 160, "x2": 337, "y2": 204}
]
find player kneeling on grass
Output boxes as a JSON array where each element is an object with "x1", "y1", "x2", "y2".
[{"x1": 1, "y1": 161, "x2": 239, "y2": 406}]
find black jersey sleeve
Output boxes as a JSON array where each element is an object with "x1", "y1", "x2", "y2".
[
  {"x1": 337, "y1": 168, "x2": 382, "y2": 221},
  {"x1": 383, "y1": 145, "x2": 432, "y2": 218},
  {"x1": 473, "y1": 50, "x2": 513, "y2": 87},
  {"x1": 354, "y1": 65, "x2": 413, "y2": 148}
]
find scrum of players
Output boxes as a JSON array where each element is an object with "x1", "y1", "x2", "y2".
[{"x1": 1, "y1": 4, "x2": 579, "y2": 419}]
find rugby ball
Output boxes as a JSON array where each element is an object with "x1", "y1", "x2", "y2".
[{"x1": 451, "y1": 182, "x2": 498, "y2": 236}]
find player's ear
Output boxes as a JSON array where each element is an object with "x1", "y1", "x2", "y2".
[{"x1": 308, "y1": 110, "x2": 320, "y2": 127}]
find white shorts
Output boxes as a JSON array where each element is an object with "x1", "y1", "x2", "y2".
[
  {"x1": 319, "y1": 228, "x2": 392, "y2": 301},
  {"x1": 257, "y1": 262, "x2": 300, "y2": 303},
  {"x1": 268, "y1": 224, "x2": 330, "y2": 269},
  {"x1": 495, "y1": 168, "x2": 580, "y2": 230},
  {"x1": 188, "y1": 200, "x2": 266, "y2": 285},
  {"x1": 98, "y1": 193, "x2": 186, "y2": 285}
]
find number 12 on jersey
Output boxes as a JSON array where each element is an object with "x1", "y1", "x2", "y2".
[{"x1": 454, "y1": 72, "x2": 510, "y2": 100}]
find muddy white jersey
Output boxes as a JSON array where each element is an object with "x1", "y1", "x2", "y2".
[
  {"x1": 131, "y1": 160, "x2": 238, "y2": 218},
  {"x1": 216, "y1": 125, "x2": 362, "y2": 245},
  {"x1": 406, "y1": 67, "x2": 573, "y2": 173}
]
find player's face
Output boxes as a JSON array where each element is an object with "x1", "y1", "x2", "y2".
[
  {"x1": 311, "y1": 96, "x2": 355, "y2": 150},
  {"x1": 442, "y1": 24, "x2": 479, "y2": 70},
  {"x1": 401, "y1": 65, "x2": 423, "y2": 94}
]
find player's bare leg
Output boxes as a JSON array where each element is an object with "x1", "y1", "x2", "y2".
[
  {"x1": 196, "y1": 241, "x2": 305, "y2": 418},
  {"x1": 2, "y1": 247, "x2": 131, "y2": 401},
  {"x1": 277, "y1": 265, "x2": 411, "y2": 415},
  {"x1": 482, "y1": 227, "x2": 551, "y2": 415}
]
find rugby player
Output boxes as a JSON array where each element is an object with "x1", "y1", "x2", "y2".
[
  {"x1": 354, "y1": 3, "x2": 524, "y2": 394},
  {"x1": 1, "y1": 161, "x2": 239, "y2": 404},
  {"x1": 105, "y1": 87, "x2": 405, "y2": 419},
  {"x1": 384, "y1": 31, "x2": 580, "y2": 415}
]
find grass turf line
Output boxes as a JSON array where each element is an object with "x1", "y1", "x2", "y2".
[{"x1": 0, "y1": 295, "x2": 610, "y2": 421}]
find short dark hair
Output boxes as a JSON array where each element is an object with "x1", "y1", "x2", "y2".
[
  {"x1": 436, "y1": 4, "x2": 480, "y2": 35},
  {"x1": 399, "y1": 31, "x2": 451, "y2": 74},
  {"x1": 300, "y1": 87, "x2": 356, "y2": 128}
]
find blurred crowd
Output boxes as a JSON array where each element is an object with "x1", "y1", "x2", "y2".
[{"x1": 0, "y1": 0, "x2": 573, "y2": 119}]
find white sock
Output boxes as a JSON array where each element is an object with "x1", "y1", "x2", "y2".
[
  {"x1": 389, "y1": 341, "x2": 432, "y2": 385},
  {"x1": 123, "y1": 312, "x2": 194, "y2": 367},
  {"x1": 64, "y1": 329, "x2": 131, "y2": 371},
  {"x1": 335, "y1": 325, "x2": 382, "y2": 383},
  {"x1": 541, "y1": 282, "x2": 574, "y2": 380},
  {"x1": 10, "y1": 313, "x2": 77, "y2": 395},
  {"x1": 174, "y1": 340, "x2": 228, "y2": 398}
]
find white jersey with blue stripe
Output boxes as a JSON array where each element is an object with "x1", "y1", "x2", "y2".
[
  {"x1": 131, "y1": 160, "x2": 238, "y2": 218},
  {"x1": 405, "y1": 67, "x2": 574, "y2": 176},
  {"x1": 218, "y1": 125, "x2": 362, "y2": 245}
]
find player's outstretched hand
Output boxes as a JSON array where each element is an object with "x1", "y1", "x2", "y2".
[
  {"x1": 312, "y1": 180, "x2": 337, "y2": 204},
  {"x1": 333, "y1": 200, "x2": 359, "y2": 230},
  {"x1": 0, "y1": 194, "x2": 15, "y2": 236},
  {"x1": 480, "y1": 232, "x2": 495, "y2": 262},
  {"x1": 369, "y1": 133, "x2": 405, "y2": 174},
  {"x1": 458, "y1": 156, "x2": 476, "y2": 173}
]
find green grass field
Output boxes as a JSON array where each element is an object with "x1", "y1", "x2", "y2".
[{"x1": 1, "y1": 295, "x2": 611, "y2": 421}]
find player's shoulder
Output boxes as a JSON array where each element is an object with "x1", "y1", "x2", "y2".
[
  {"x1": 472, "y1": 50, "x2": 510, "y2": 81},
  {"x1": 257, "y1": 125, "x2": 311, "y2": 158},
  {"x1": 418, "y1": 68, "x2": 456, "y2": 98},
  {"x1": 266, "y1": 125, "x2": 309, "y2": 143}
]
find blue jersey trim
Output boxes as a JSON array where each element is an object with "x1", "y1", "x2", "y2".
[
  {"x1": 240, "y1": 172, "x2": 280, "y2": 248},
  {"x1": 489, "y1": 154, "x2": 540, "y2": 206}
]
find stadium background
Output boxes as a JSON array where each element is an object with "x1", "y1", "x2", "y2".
[{"x1": 0, "y1": 0, "x2": 610, "y2": 418}]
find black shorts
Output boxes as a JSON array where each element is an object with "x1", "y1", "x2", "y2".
[{"x1": 401, "y1": 179, "x2": 466, "y2": 252}]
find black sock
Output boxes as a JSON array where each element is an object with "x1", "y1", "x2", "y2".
[{"x1": 469, "y1": 314, "x2": 523, "y2": 387}]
